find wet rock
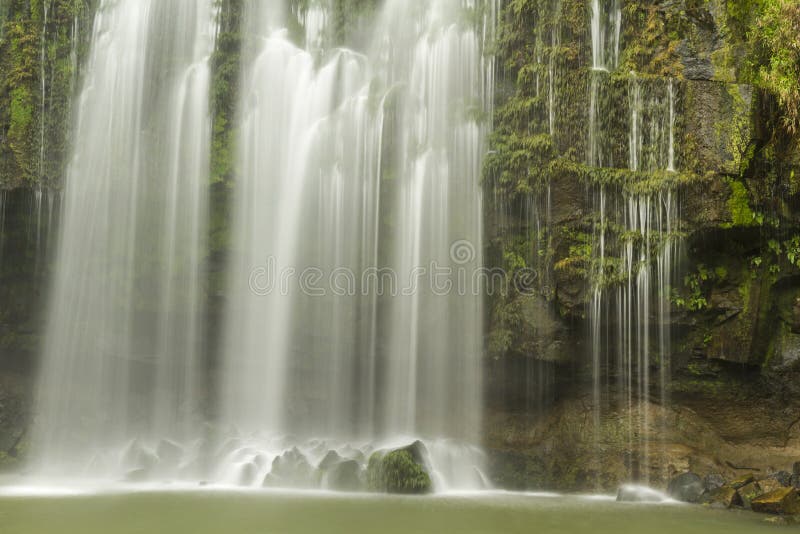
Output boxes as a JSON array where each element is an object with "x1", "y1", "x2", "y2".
[
  {"x1": 763, "y1": 515, "x2": 800, "y2": 526},
  {"x1": 156, "y1": 439, "x2": 183, "y2": 467},
  {"x1": 703, "y1": 473, "x2": 726, "y2": 492},
  {"x1": 751, "y1": 487, "x2": 800, "y2": 515},
  {"x1": 366, "y1": 444, "x2": 432, "y2": 494},
  {"x1": 264, "y1": 447, "x2": 319, "y2": 489},
  {"x1": 318, "y1": 450, "x2": 344, "y2": 471},
  {"x1": 729, "y1": 474, "x2": 755, "y2": 490},
  {"x1": 668, "y1": 472, "x2": 704, "y2": 503},
  {"x1": 123, "y1": 440, "x2": 159, "y2": 471},
  {"x1": 739, "y1": 481, "x2": 763, "y2": 508},
  {"x1": 700, "y1": 486, "x2": 743, "y2": 509},
  {"x1": 792, "y1": 474, "x2": 800, "y2": 489},
  {"x1": 239, "y1": 461, "x2": 259, "y2": 486},
  {"x1": 323, "y1": 459, "x2": 363, "y2": 492},
  {"x1": 124, "y1": 468, "x2": 150, "y2": 482},
  {"x1": 794, "y1": 462, "x2": 800, "y2": 476},
  {"x1": 616, "y1": 485, "x2": 667, "y2": 503},
  {"x1": 766, "y1": 471, "x2": 793, "y2": 487},
  {"x1": 758, "y1": 477, "x2": 785, "y2": 494}
]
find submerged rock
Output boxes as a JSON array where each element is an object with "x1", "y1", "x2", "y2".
[
  {"x1": 703, "y1": 473, "x2": 726, "y2": 492},
  {"x1": 700, "y1": 486, "x2": 742, "y2": 509},
  {"x1": 751, "y1": 487, "x2": 800, "y2": 515},
  {"x1": 616, "y1": 485, "x2": 668, "y2": 503},
  {"x1": 367, "y1": 442, "x2": 432, "y2": 494},
  {"x1": 668, "y1": 472, "x2": 704, "y2": 503},
  {"x1": 763, "y1": 515, "x2": 800, "y2": 526}
]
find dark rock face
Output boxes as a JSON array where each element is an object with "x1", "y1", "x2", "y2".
[
  {"x1": 668, "y1": 472, "x2": 704, "y2": 503},
  {"x1": 794, "y1": 461, "x2": 800, "y2": 476}
]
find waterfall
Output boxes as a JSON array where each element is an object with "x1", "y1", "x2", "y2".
[
  {"x1": 32, "y1": 0, "x2": 217, "y2": 478},
  {"x1": 583, "y1": 0, "x2": 684, "y2": 483},
  {"x1": 220, "y1": 0, "x2": 493, "y2": 490},
  {"x1": 590, "y1": 0, "x2": 621, "y2": 71}
]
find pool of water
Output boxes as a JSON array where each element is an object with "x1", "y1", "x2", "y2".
[{"x1": 0, "y1": 487, "x2": 782, "y2": 534}]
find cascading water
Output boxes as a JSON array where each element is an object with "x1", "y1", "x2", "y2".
[
  {"x1": 586, "y1": 71, "x2": 682, "y2": 483},
  {"x1": 32, "y1": 0, "x2": 217, "y2": 478},
  {"x1": 220, "y1": 0, "x2": 494, "y2": 491}
]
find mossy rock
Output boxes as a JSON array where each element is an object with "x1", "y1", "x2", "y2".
[{"x1": 366, "y1": 443, "x2": 432, "y2": 494}]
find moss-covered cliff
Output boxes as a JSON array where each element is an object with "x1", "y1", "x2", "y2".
[{"x1": 484, "y1": 0, "x2": 800, "y2": 490}]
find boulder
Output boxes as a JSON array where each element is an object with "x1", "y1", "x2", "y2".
[
  {"x1": 759, "y1": 477, "x2": 785, "y2": 494},
  {"x1": 322, "y1": 459, "x2": 363, "y2": 492},
  {"x1": 156, "y1": 439, "x2": 183, "y2": 468},
  {"x1": 700, "y1": 486, "x2": 742, "y2": 509},
  {"x1": 366, "y1": 443, "x2": 432, "y2": 494},
  {"x1": 792, "y1": 474, "x2": 800, "y2": 489},
  {"x1": 751, "y1": 487, "x2": 800, "y2": 515},
  {"x1": 766, "y1": 471, "x2": 793, "y2": 488},
  {"x1": 122, "y1": 440, "x2": 159, "y2": 471},
  {"x1": 264, "y1": 447, "x2": 319, "y2": 489},
  {"x1": 318, "y1": 450, "x2": 344, "y2": 471},
  {"x1": 667, "y1": 472, "x2": 704, "y2": 503},
  {"x1": 730, "y1": 474, "x2": 755, "y2": 490},
  {"x1": 703, "y1": 473, "x2": 726, "y2": 492},
  {"x1": 794, "y1": 462, "x2": 800, "y2": 476},
  {"x1": 739, "y1": 481, "x2": 764, "y2": 508}
]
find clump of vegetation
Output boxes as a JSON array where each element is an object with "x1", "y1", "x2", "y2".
[{"x1": 749, "y1": 0, "x2": 800, "y2": 135}]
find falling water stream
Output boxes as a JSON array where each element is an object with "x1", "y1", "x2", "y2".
[
  {"x1": 33, "y1": 0, "x2": 217, "y2": 478},
  {"x1": 221, "y1": 0, "x2": 492, "y2": 491},
  {"x1": 585, "y1": 2, "x2": 682, "y2": 483},
  {"x1": 29, "y1": 0, "x2": 495, "y2": 491}
]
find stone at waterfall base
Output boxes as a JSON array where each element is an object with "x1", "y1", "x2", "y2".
[
  {"x1": 366, "y1": 441, "x2": 432, "y2": 494},
  {"x1": 751, "y1": 487, "x2": 800, "y2": 515},
  {"x1": 700, "y1": 486, "x2": 742, "y2": 509},
  {"x1": 668, "y1": 472, "x2": 704, "y2": 503}
]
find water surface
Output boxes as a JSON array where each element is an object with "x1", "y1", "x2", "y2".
[{"x1": 0, "y1": 490, "x2": 780, "y2": 534}]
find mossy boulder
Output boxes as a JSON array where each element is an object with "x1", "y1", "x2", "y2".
[
  {"x1": 701, "y1": 486, "x2": 742, "y2": 509},
  {"x1": 366, "y1": 442, "x2": 432, "y2": 494},
  {"x1": 751, "y1": 487, "x2": 800, "y2": 515}
]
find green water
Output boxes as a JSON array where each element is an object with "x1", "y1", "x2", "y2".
[{"x1": 0, "y1": 491, "x2": 785, "y2": 534}]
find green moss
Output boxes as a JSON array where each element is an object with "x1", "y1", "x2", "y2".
[
  {"x1": 725, "y1": 179, "x2": 757, "y2": 227},
  {"x1": 366, "y1": 450, "x2": 432, "y2": 494}
]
